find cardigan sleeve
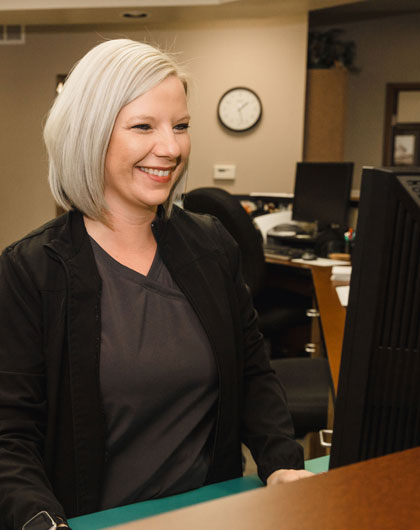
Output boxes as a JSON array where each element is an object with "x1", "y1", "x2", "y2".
[
  {"x1": 0, "y1": 248, "x2": 67, "y2": 529},
  {"x1": 212, "y1": 218, "x2": 304, "y2": 481}
]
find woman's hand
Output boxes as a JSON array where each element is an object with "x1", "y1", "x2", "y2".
[{"x1": 266, "y1": 468, "x2": 314, "y2": 485}]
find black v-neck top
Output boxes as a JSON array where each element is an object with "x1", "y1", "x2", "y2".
[{"x1": 90, "y1": 237, "x2": 218, "y2": 509}]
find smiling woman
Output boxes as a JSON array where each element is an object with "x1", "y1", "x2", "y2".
[
  {"x1": 102, "y1": 76, "x2": 191, "y2": 222},
  {"x1": 0, "y1": 39, "x2": 307, "y2": 530},
  {"x1": 84, "y1": 74, "x2": 191, "y2": 275},
  {"x1": 44, "y1": 39, "x2": 189, "y2": 224}
]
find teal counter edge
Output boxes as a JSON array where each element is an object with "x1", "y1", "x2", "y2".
[{"x1": 69, "y1": 456, "x2": 329, "y2": 529}]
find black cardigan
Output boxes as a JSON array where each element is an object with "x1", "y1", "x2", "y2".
[{"x1": 0, "y1": 207, "x2": 303, "y2": 529}]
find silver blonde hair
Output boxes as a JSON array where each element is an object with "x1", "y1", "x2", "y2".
[{"x1": 44, "y1": 39, "x2": 189, "y2": 222}]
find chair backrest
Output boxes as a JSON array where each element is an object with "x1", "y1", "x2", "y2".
[{"x1": 183, "y1": 187, "x2": 266, "y2": 295}]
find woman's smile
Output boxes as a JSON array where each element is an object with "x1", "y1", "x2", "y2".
[{"x1": 136, "y1": 165, "x2": 176, "y2": 183}]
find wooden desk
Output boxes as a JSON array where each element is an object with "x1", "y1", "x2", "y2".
[
  {"x1": 311, "y1": 266, "x2": 347, "y2": 396},
  {"x1": 110, "y1": 447, "x2": 420, "y2": 530},
  {"x1": 265, "y1": 257, "x2": 347, "y2": 396},
  {"x1": 264, "y1": 257, "x2": 314, "y2": 297}
]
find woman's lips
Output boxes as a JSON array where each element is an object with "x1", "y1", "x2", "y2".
[{"x1": 136, "y1": 166, "x2": 174, "y2": 183}]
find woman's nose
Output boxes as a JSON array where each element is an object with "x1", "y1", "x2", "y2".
[{"x1": 153, "y1": 129, "x2": 182, "y2": 159}]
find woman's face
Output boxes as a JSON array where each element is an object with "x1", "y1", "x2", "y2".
[{"x1": 104, "y1": 75, "x2": 191, "y2": 218}]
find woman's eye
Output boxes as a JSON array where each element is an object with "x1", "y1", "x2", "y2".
[
  {"x1": 174, "y1": 123, "x2": 190, "y2": 131},
  {"x1": 132, "y1": 124, "x2": 151, "y2": 131}
]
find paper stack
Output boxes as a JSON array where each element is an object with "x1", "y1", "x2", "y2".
[
  {"x1": 330, "y1": 265, "x2": 352, "y2": 281},
  {"x1": 336, "y1": 285, "x2": 350, "y2": 307}
]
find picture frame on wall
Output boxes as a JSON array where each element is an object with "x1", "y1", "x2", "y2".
[
  {"x1": 382, "y1": 83, "x2": 420, "y2": 166},
  {"x1": 391, "y1": 126, "x2": 420, "y2": 166}
]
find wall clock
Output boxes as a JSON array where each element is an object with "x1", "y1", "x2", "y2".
[{"x1": 217, "y1": 87, "x2": 262, "y2": 132}]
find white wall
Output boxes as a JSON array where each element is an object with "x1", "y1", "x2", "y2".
[
  {"x1": 323, "y1": 12, "x2": 420, "y2": 188},
  {"x1": 0, "y1": 16, "x2": 308, "y2": 249}
]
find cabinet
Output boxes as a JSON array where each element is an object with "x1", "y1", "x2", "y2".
[{"x1": 303, "y1": 68, "x2": 349, "y2": 161}]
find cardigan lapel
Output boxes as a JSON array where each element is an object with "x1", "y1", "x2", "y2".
[{"x1": 47, "y1": 211, "x2": 106, "y2": 514}]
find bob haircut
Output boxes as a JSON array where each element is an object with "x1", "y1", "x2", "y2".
[{"x1": 44, "y1": 39, "x2": 189, "y2": 222}]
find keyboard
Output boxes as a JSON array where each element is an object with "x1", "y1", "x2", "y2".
[{"x1": 264, "y1": 245, "x2": 312, "y2": 260}]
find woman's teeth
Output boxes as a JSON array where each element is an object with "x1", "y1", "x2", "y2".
[{"x1": 139, "y1": 167, "x2": 171, "y2": 177}]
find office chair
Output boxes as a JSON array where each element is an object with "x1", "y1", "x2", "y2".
[
  {"x1": 271, "y1": 357, "x2": 330, "y2": 439},
  {"x1": 182, "y1": 187, "x2": 309, "y2": 352},
  {"x1": 183, "y1": 187, "x2": 330, "y2": 446}
]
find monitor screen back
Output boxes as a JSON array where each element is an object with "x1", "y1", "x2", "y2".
[
  {"x1": 329, "y1": 166, "x2": 420, "y2": 469},
  {"x1": 292, "y1": 162, "x2": 353, "y2": 227}
]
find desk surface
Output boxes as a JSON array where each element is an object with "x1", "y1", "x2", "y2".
[{"x1": 110, "y1": 448, "x2": 420, "y2": 530}]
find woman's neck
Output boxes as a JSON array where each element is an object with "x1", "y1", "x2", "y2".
[{"x1": 83, "y1": 209, "x2": 159, "y2": 275}]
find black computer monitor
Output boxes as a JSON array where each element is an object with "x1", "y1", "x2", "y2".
[
  {"x1": 329, "y1": 166, "x2": 420, "y2": 469},
  {"x1": 292, "y1": 162, "x2": 353, "y2": 229}
]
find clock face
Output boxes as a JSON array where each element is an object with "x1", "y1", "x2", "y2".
[{"x1": 217, "y1": 87, "x2": 262, "y2": 132}]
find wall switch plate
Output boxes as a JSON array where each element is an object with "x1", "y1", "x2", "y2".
[{"x1": 213, "y1": 164, "x2": 236, "y2": 180}]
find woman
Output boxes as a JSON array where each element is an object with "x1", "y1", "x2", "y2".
[{"x1": 0, "y1": 39, "x2": 310, "y2": 530}]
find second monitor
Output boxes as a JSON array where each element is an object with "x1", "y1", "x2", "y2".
[{"x1": 292, "y1": 162, "x2": 354, "y2": 231}]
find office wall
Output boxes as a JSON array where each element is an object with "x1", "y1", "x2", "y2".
[
  {"x1": 0, "y1": 16, "x2": 308, "y2": 249},
  {"x1": 321, "y1": 12, "x2": 420, "y2": 188}
]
